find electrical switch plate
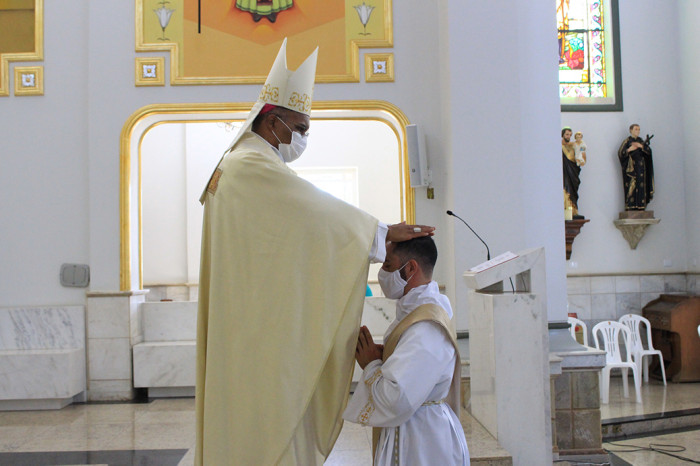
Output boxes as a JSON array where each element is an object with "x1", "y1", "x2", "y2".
[{"x1": 60, "y1": 264, "x2": 90, "y2": 287}]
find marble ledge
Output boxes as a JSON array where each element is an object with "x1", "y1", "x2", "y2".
[
  {"x1": 551, "y1": 346, "x2": 605, "y2": 370},
  {"x1": 87, "y1": 290, "x2": 149, "y2": 298}
]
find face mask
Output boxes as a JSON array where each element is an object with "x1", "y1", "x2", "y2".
[
  {"x1": 272, "y1": 117, "x2": 308, "y2": 163},
  {"x1": 378, "y1": 262, "x2": 414, "y2": 299}
]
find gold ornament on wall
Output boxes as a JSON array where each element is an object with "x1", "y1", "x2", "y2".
[
  {"x1": 365, "y1": 53, "x2": 393, "y2": 82},
  {"x1": 135, "y1": 57, "x2": 165, "y2": 86},
  {"x1": 13, "y1": 66, "x2": 43, "y2": 95}
]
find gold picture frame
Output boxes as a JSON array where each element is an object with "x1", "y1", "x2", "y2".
[
  {"x1": 0, "y1": 0, "x2": 43, "y2": 96},
  {"x1": 13, "y1": 65, "x2": 43, "y2": 95},
  {"x1": 135, "y1": 0, "x2": 393, "y2": 85},
  {"x1": 135, "y1": 57, "x2": 165, "y2": 86},
  {"x1": 364, "y1": 52, "x2": 393, "y2": 82}
]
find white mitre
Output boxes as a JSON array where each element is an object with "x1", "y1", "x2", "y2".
[
  {"x1": 224, "y1": 37, "x2": 318, "y2": 153},
  {"x1": 200, "y1": 38, "x2": 318, "y2": 203}
]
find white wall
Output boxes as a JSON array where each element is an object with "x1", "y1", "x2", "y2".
[
  {"x1": 0, "y1": 1, "x2": 694, "y2": 328},
  {"x1": 443, "y1": 0, "x2": 566, "y2": 328},
  {"x1": 0, "y1": 3, "x2": 89, "y2": 307},
  {"x1": 562, "y1": 1, "x2": 688, "y2": 274},
  {"x1": 679, "y1": 0, "x2": 700, "y2": 273},
  {"x1": 141, "y1": 123, "x2": 188, "y2": 284}
]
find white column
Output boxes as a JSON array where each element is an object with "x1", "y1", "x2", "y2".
[{"x1": 440, "y1": 0, "x2": 567, "y2": 329}]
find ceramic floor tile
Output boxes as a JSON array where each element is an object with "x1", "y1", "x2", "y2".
[{"x1": 605, "y1": 428, "x2": 700, "y2": 465}]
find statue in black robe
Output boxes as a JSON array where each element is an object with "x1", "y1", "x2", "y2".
[{"x1": 617, "y1": 124, "x2": 654, "y2": 211}]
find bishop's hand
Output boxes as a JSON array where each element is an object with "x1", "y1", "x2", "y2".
[{"x1": 387, "y1": 221, "x2": 435, "y2": 242}]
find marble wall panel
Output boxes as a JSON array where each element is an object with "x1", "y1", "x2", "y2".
[
  {"x1": 572, "y1": 410, "x2": 601, "y2": 450},
  {"x1": 615, "y1": 293, "x2": 642, "y2": 319},
  {"x1": 640, "y1": 275, "x2": 664, "y2": 293},
  {"x1": 362, "y1": 298, "x2": 396, "y2": 337},
  {"x1": 567, "y1": 294, "x2": 592, "y2": 320},
  {"x1": 664, "y1": 274, "x2": 687, "y2": 292},
  {"x1": 142, "y1": 302, "x2": 197, "y2": 342},
  {"x1": 688, "y1": 274, "x2": 699, "y2": 294},
  {"x1": 130, "y1": 296, "x2": 145, "y2": 345},
  {"x1": 133, "y1": 343, "x2": 195, "y2": 388},
  {"x1": 87, "y1": 380, "x2": 134, "y2": 401},
  {"x1": 0, "y1": 349, "x2": 84, "y2": 399},
  {"x1": 567, "y1": 277, "x2": 590, "y2": 295},
  {"x1": 87, "y1": 338, "x2": 131, "y2": 380},
  {"x1": 590, "y1": 294, "x2": 616, "y2": 321},
  {"x1": 145, "y1": 286, "x2": 166, "y2": 302},
  {"x1": 614, "y1": 276, "x2": 640, "y2": 293},
  {"x1": 87, "y1": 297, "x2": 129, "y2": 339},
  {"x1": 165, "y1": 286, "x2": 189, "y2": 302},
  {"x1": 0, "y1": 307, "x2": 85, "y2": 350},
  {"x1": 590, "y1": 276, "x2": 615, "y2": 294}
]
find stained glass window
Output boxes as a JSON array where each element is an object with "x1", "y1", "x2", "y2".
[{"x1": 557, "y1": 0, "x2": 622, "y2": 111}]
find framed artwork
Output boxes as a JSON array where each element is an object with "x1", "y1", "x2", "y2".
[
  {"x1": 0, "y1": 0, "x2": 43, "y2": 96},
  {"x1": 135, "y1": 0, "x2": 393, "y2": 85}
]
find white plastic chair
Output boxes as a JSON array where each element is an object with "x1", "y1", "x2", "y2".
[
  {"x1": 619, "y1": 314, "x2": 667, "y2": 386},
  {"x1": 592, "y1": 321, "x2": 642, "y2": 403},
  {"x1": 567, "y1": 316, "x2": 588, "y2": 346}
]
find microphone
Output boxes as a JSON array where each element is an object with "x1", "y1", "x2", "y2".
[{"x1": 446, "y1": 210, "x2": 491, "y2": 260}]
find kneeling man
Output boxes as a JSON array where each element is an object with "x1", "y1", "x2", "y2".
[{"x1": 344, "y1": 236, "x2": 470, "y2": 465}]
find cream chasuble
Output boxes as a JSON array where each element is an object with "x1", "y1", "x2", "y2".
[{"x1": 196, "y1": 132, "x2": 378, "y2": 465}]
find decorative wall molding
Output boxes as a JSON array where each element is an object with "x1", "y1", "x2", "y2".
[
  {"x1": 365, "y1": 52, "x2": 394, "y2": 82},
  {"x1": 13, "y1": 65, "x2": 43, "y2": 95},
  {"x1": 135, "y1": 57, "x2": 165, "y2": 86}
]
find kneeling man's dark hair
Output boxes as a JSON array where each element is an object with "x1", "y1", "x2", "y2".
[{"x1": 392, "y1": 236, "x2": 438, "y2": 277}]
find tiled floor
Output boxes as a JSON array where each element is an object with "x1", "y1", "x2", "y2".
[
  {"x1": 600, "y1": 378, "x2": 700, "y2": 466},
  {"x1": 0, "y1": 379, "x2": 697, "y2": 465}
]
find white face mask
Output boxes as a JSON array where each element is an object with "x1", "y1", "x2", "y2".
[
  {"x1": 378, "y1": 262, "x2": 413, "y2": 299},
  {"x1": 272, "y1": 117, "x2": 308, "y2": 163}
]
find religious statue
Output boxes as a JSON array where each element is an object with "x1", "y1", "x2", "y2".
[
  {"x1": 573, "y1": 131, "x2": 587, "y2": 166},
  {"x1": 617, "y1": 124, "x2": 654, "y2": 211},
  {"x1": 562, "y1": 127, "x2": 584, "y2": 218}
]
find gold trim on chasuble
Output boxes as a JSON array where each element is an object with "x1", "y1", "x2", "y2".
[{"x1": 134, "y1": 0, "x2": 393, "y2": 85}]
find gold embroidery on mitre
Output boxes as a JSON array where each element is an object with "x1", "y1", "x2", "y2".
[
  {"x1": 287, "y1": 92, "x2": 311, "y2": 114},
  {"x1": 207, "y1": 168, "x2": 223, "y2": 195},
  {"x1": 259, "y1": 84, "x2": 280, "y2": 103}
]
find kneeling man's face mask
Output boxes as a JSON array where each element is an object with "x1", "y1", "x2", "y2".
[{"x1": 378, "y1": 262, "x2": 414, "y2": 299}]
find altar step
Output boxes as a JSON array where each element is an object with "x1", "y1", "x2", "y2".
[
  {"x1": 602, "y1": 407, "x2": 700, "y2": 441},
  {"x1": 460, "y1": 408, "x2": 513, "y2": 465}
]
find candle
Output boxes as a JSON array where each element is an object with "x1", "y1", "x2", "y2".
[{"x1": 565, "y1": 206, "x2": 573, "y2": 221}]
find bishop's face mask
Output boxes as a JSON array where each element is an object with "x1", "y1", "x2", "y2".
[
  {"x1": 272, "y1": 116, "x2": 308, "y2": 163},
  {"x1": 378, "y1": 262, "x2": 413, "y2": 299}
]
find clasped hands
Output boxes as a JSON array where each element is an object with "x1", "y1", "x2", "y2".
[{"x1": 355, "y1": 325, "x2": 383, "y2": 369}]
